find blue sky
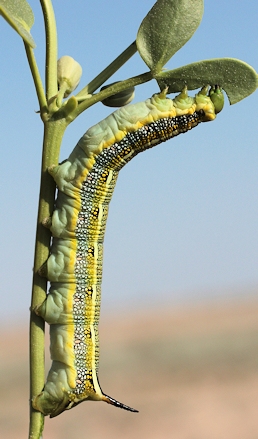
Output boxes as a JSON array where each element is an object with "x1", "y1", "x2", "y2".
[{"x1": 0, "y1": 0, "x2": 257, "y2": 325}]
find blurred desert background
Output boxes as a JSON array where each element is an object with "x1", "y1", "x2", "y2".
[{"x1": 1, "y1": 292, "x2": 258, "y2": 439}]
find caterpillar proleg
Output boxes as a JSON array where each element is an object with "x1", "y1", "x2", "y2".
[{"x1": 33, "y1": 86, "x2": 224, "y2": 418}]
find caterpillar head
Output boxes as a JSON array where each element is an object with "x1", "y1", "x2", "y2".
[
  {"x1": 195, "y1": 85, "x2": 224, "y2": 121},
  {"x1": 209, "y1": 85, "x2": 224, "y2": 114}
]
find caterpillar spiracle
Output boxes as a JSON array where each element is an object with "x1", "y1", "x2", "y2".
[{"x1": 33, "y1": 85, "x2": 224, "y2": 418}]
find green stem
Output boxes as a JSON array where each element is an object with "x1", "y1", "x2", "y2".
[
  {"x1": 73, "y1": 71, "x2": 153, "y2": 120},
  {"x1": 28, "y1": 118, "x2": 68, "y2": 439},
  {"x1": 24, "y1": 43, "x2": 47, "y2": 112},
  {"x1": 76, "y1": 41, "x2": 137, "y2": 99},
  {"x1": 40, "y1": 0, "x2": 58, "y2": 101}
]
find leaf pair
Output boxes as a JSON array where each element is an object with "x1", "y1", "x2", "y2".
[{"x1": 136, "y1": 0, "x2": 258, "y2": 103}]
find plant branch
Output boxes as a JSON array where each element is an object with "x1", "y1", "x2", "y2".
[
  {"x1": 40, "y1": 0, "x2": 58, "y2": 101},
  {"x1": 24, "y1": 43, "x2": 47, "y2": 112},
  {"x1": 76, "y1": 41, "x2": 137, "y2": 99},
  {"x1": 73, "y1": 70, "x2": 153, "y2": 120}
]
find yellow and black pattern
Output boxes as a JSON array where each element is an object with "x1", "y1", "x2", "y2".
[{"x1": 32, "y1": 86, "x2": 223, "y2": 417}]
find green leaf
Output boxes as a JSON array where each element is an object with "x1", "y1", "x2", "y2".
[
  {"x1": 155, "y1": 58, "x2": 258, "y2": 104},
  {"x1": 0, "y1": 0, "x2": 35, "y2": 48},
  {"x1": 137, "y1": 0, "x2": 204, "y2": 75}
]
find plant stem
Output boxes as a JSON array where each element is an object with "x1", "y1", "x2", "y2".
[
  {"x1": 76, "y1": 41, "x2": 137, "y2": 98},
  {"x1": 40, "y1": 0, "x2": 58, "y2": 101},
  {"x1": 28, "y1": 118, "x2": 68, "y2": 439},
  {"x1": 24, "y1": 43, "x2": 47, "y2": 112},
  {"x1": 73, "y1": 71, "x2": 153, "y2": 119}
]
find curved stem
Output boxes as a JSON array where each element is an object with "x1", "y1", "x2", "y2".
[
  {"x1": 40, "y1": 0, "x2": 58, "y2": 100},
  {"x1": 73, "y1": 71, "x2": 153, "y2": 120},
  {"x1": 28, "y1": 118, "x2": 68, "y2": 439},
  {"x1": 76, "y1": 41, "x2": 137, "y2": 99},
  {"x1": 24, "y1": 43, "x2": 47, "y2": 112}
]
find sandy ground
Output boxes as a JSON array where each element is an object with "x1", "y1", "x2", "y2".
[{"x1": 1, "y1": 296, "x2": 258, "y2": 439}]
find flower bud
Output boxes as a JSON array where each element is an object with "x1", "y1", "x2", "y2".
[
  {"x1": 57, "y1": 56, "x2": 82, "y2": 97},
  {"x1": 100, "y1": 82, "x2": 135, "y2": 107}
]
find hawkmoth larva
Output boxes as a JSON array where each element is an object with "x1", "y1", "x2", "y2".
[{"x1": 32, "y1": 85, "x2": 224, "y2": 418}]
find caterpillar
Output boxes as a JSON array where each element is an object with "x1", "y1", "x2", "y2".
[{"x1": 32, "y1": 85, "x2": 224, "y2": 418}]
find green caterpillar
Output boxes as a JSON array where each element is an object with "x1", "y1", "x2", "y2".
[{"x1": 32, "y1": 85, "x2": 224, "y2": 418}]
